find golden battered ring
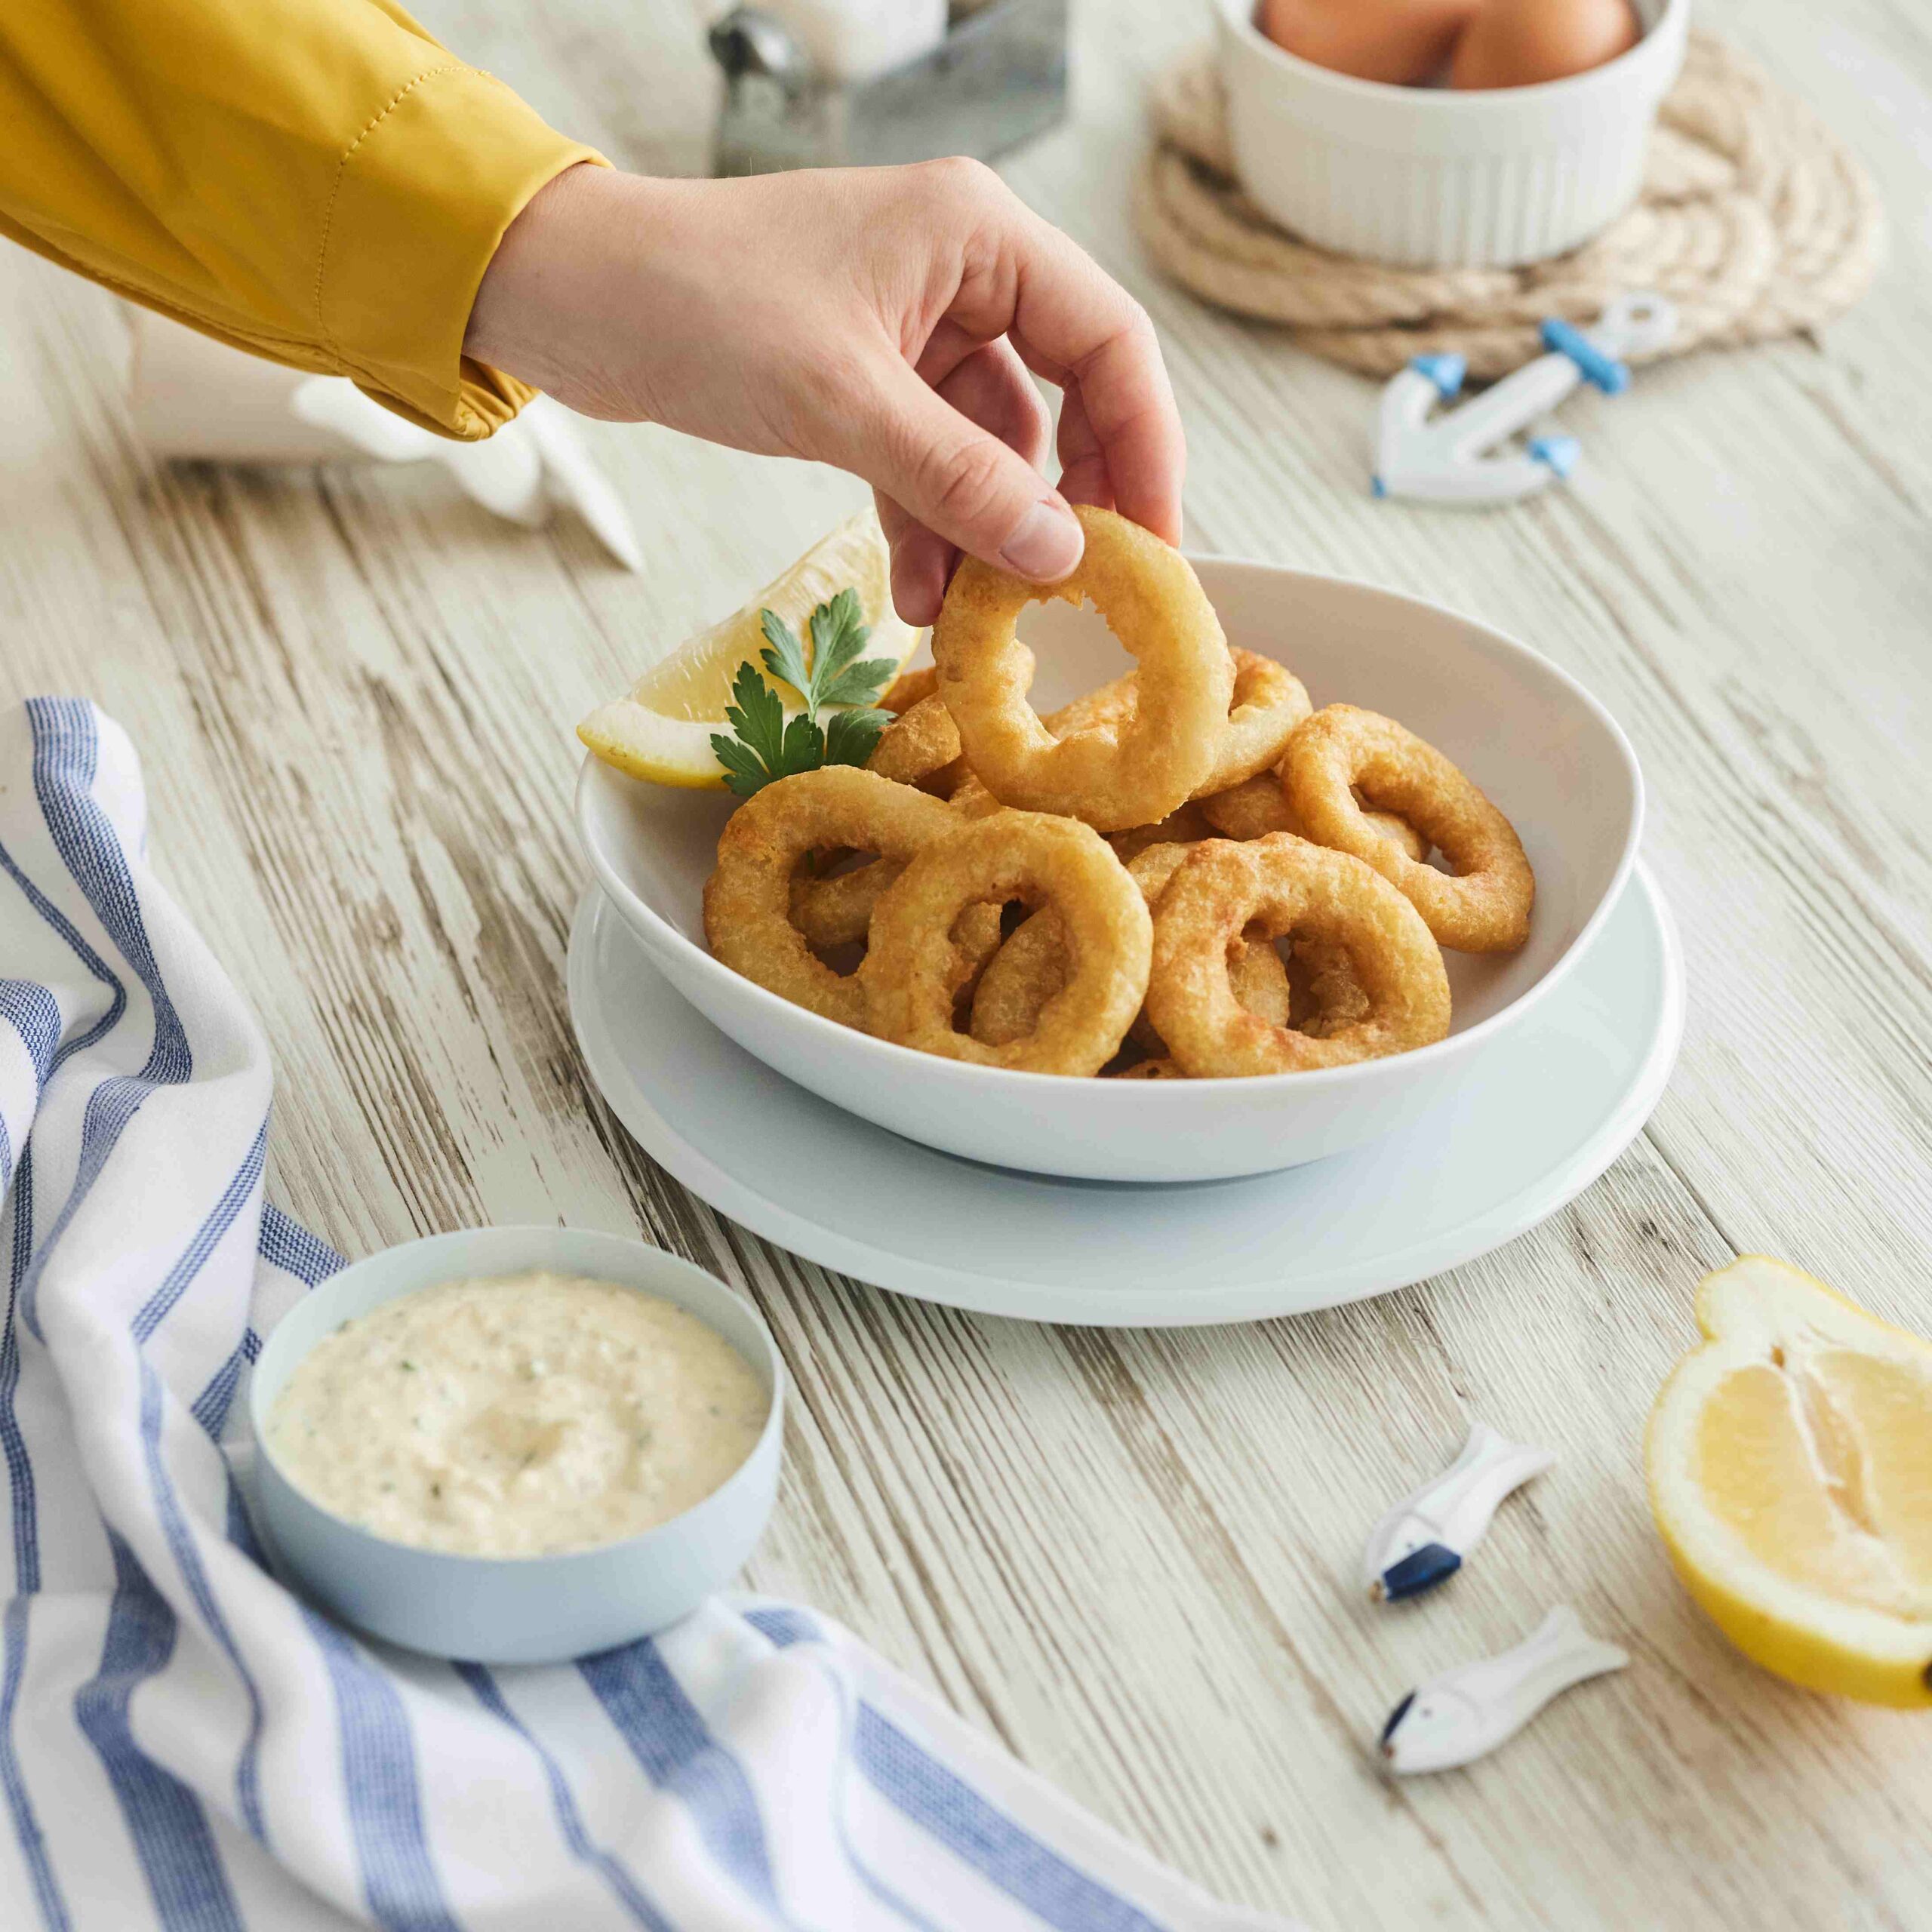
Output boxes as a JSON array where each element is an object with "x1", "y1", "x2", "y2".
[
  {"x1": 787, "y1": 697, "x2": 969, "y2": 946},
  {"x1": 1195, "y1": 651, "x2": 1312, "y2": 795},
  {"x1": 1107, "y1": 799, "x2": 1216, "y2": 864},
  {"x1": 706, "y1": 768, "x2": 992, "y2": 1026},
  {"x1": 1200, "y1": 768, "x2": 1429, "y2": 863},
  {"x1": 865, "y1": 695, "x2": 964, "y2": 795},
  {"x1": 878, "y1": 665, "x2": 938, "y2": 714},
  {"x1": 962, "y1": 651, "x2": 1307, "y2": 811},
  {"x1": 1030, "y1": 649, "x2": 1306, "y2": 799},
  {"x1": 968, "y1": 838, "x2": 1291, "y2": 1053},
  {"x1": 786, "y1": 858, "x2": 893, "y2": 951},
  {"x1": 932, "y1": 506, "x2": 1234, "y2": 832},
  {"x1": 1144, "y1": 834, "x2": 1451, "y2": 1076},
  {"x1": 863, "y1": 810, "x2": 1150, "y2": 1074},
  {"x1": 1281, "y1": 706, "x2": 1534, "y2": 953},
  {"x1": 1123, "y1": 841, "x2": 1290, "y2": 1055}
]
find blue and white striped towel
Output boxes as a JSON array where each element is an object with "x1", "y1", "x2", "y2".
[{"x1": 0, "y1": 697, "x2": 1297, "y2": 1932}]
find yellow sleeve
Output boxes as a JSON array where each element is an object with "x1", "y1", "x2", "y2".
[{"x1": 0, "y1": 0, "x2": 606, "y2": 438}]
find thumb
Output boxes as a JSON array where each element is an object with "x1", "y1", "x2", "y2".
[{"x1": 841, "y1": 355, "x2": 1085, "y2": 584}]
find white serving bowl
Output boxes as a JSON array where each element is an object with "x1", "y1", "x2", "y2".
[
  {"x1": 248, "y1": 1226, "x2": 783, "y2": 1664},
  {"x1": 577, "y1": 554, "x2": 1641, "y2": 1184},
  {"x1": 1214, "y1": 0, "x2": 1690, "y2": 268}
]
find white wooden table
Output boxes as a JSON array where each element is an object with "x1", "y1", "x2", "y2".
[{"x1": 5, "y1": 0, "x2": 1930, "y2": 1924}]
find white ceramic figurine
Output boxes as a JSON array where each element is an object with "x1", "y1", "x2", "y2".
[
  {"x1": 1361, "y1": 1420, "x2": 1555, "y2": 1601},
  {"x1": 125, "y1": 309, "x2": 642, "y2": 570},
  {"x1": 1379, "y1": 1607, "x2": 1630, "y2": 1774},
  {"x1": 1373, "y1": 291, "x2": 1678, "y2": 506}
]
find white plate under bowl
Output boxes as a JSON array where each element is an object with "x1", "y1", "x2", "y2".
[
  {"x1": 577, "y1": 556, "x2": 1644, "y2": 1184},
  {"x1": 568, "y1": 864, "x2": 1683, "y2": 1327}
]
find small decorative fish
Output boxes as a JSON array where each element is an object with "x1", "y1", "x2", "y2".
[
  {"x1": 1361, "y1": 1420, "x2": 1555, "y2": 1602},
  {"x1": 1378, "y1": 1607, "x2": 1629, "y2": 1775}
]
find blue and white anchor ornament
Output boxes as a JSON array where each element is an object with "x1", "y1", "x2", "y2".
[
  {"x1": 1372, "y1": 291, "x2": 1678, "y2": 506},
  {"x1": 1361, "y1": 1420, "x2": 1555, "y2": 1602}
]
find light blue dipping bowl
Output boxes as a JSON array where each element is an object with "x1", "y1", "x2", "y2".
[{"x1": 248, "y1": 1225, "x2": 784, "y2": 1664}]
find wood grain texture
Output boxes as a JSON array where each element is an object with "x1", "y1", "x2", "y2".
[{"x1": 3, "y1": 0, "x2": 1930, "y2": 1924}]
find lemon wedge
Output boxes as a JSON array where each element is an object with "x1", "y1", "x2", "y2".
[
  {"x1": 578, "y1": 508, "x2": 918, "y2": 789},
  {"x1": 1646, "y1": 1255, "x2": 1932, "y2": 1706}
]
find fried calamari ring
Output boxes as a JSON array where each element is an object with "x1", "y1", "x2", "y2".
[
  {"x1": 879, "y1": 665, "x2": 937, "y2": 714},
  {"x1": 1284, "y1": 937, "x2": 1370, "y2": 1040},
  {"x1": 863, "y1": 811, "x2": 1149, "y2": 1074},
  {"x1": 974, "y1": 652, "x2": 1305, "y2": 806},
  {"x1": 1127, "y1": 839, "x2": 1367, "y2": 1046},
  {"x1": 1200, "y1": 769, "x2": 1429, "y2": 862},
  {"x1": 992, "y1": 924, "x2": 1337, "y2": 1060},
  {"x1": 952, "y1": 666, "x2": 1278, "y2": 833},
  {"x1": 1196, "y1": 651, "x2": 1312, "y2": 795},
  {"x1": 1281, "y1": 706, "x2": 1533, "y2": 952},
  {"x1": 966, "y1": 909, "x2": 1066, "y2": 1048},
  {"x1": 946, "y1": 679, "x2": 1134, "y2": 823},
  {"x1": 971, "y1": 838, "x2": 1185, "y2": 1049},
  {"x1": 1123, "y1": 841, "x2": 1291, "y2": 1054},
  {"x1": 1108, "y1": 800, "x2": 1214, "y2": 863},
  {"x1": 1038, "y1": 651, "x2": 1306, "y2": 795},
  {"x1": 1044, "y1": 651, "x2": 1306, "y2": 798},
  {"x1": 786, "y1": 854, "x2": 1002, "y2": 968},
  {"x1": 1129, "y1": 927, "x2": 1294, "y2": 1056},
  {"x1": 1112, "y1": 1057, "x2": 1185, "y2": 1080},
  {"x1": 968, "y1": 838, "x2": 1289, "y2": 1051},
  {"x1": 1144, "y1": 834, "x2": 1451, "y2": 1076},
  {"x1": 706, "y1": 767, "x2": 992, "y2": 1027},
  {"x1": 931, "y1": 506, "x2": 1234, "y2": 831},
  {"x1": 787, "y1": 857, "x2": 893, "y2": 950},
  {"x1": 787, "y1": 700, "x2": 971, "y2": 944},
  {"x1": 866, "y1": 695, "x2": 964, "y2": 795}
]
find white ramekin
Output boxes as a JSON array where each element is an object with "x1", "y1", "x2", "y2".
[
  {"x1": 1213, "y1": 0, "x2": 1690, "y2": 269},
  {"x1": 248, "y1": 1226, "x2": 784, "y2": 1663}
]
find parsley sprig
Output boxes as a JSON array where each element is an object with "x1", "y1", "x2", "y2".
[{"x1": 709, "y1": 588, "x2": 899, "y2": 796}]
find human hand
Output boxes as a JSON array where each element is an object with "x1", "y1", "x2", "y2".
[{"x1": 465, "y1": 160, "x2": 1184, "y2": 623}]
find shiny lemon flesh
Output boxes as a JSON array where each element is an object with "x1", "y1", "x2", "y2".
[
  {"x1": 577, "y1": 508, "x2": 918, "y2": 789},
  {"x1": 1647, "y1": 1255, "x2": 1932, "y2": 1706}
]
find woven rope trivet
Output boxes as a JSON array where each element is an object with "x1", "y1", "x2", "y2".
[{"x1": 1134, "y1": 32, "x2": 1884, "y2": 379}]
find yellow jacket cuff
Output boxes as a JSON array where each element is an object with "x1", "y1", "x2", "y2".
[
  {"x1": 0, "y1": 0, "x2": 604, "y2": 441},
  {"x1": 318, "y1": 66, "x2": 604, "y2": 440}
]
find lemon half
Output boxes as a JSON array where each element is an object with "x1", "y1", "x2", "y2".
[
  {"x1": 578, "y1": 509, "x2": 918, "y2": 789},
  {"x1": 1646, "y1": 1255, "x2": 1932, "y2": 1706}
]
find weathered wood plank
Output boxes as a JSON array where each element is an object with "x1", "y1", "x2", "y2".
[{"x1": 3, "y1": 0, "x2": 1931, "y2": 1923}]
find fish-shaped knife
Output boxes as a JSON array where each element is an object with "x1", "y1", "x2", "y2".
[
  {"x1": 1378, "y1": 1607, "x2": 1629, "y2": 1775},
  {"x1": 1361, "y1": 1420, "x2": 1555, "y2": 1602}
]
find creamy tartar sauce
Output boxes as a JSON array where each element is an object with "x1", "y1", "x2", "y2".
[{"x1": 266, "y1": 1272, "x2": 768, "y2": 1556}]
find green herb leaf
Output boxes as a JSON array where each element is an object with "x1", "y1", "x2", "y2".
[
  {"x1": 817, "y1": 656, "x2": 899, "y2": 709},
  {"x1": 823, "y1": 706, "x2": 891, "y2": 769},
  {"x1": 758, "y1": 608, "x2": 813, "y2": 701},
  {"x1": 709, "y1": 661, "x2": 795, "y2": 794},
  {"x1": 779, "y1": 711, "x2": 826, "y2": 776},
  {"x1": 725, "y1": 659, "x2": 787, "y2": 764},
  {"x1": 710, "y1": 731, "x2": 773, "y2": 797},
  {"x1": 716, "y1": 588, "x2": 897, "y2": 792},
  {"x1": 801, "y1": 589, "x2": 868, "y2": 706}
]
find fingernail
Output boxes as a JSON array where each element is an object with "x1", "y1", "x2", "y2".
[{"x1": 999, "y1": 500, "x2": 1083, "y2": 582}]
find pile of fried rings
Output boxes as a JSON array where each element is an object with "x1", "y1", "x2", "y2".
[{"x1": 703, "y1": 505, "x2": 1534, "y2": 1080}]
